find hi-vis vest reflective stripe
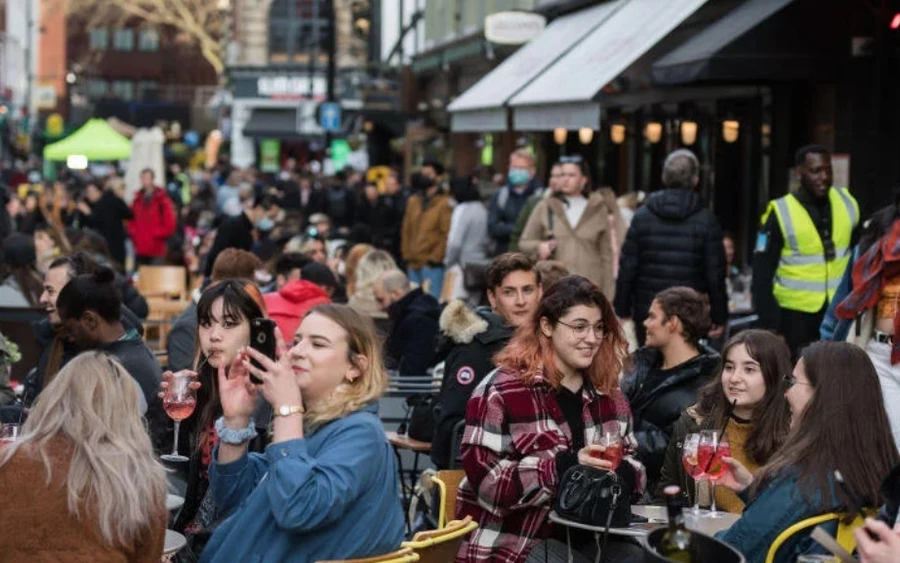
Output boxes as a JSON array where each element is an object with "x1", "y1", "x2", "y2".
[{"x1": 766, "y1": 187, "x2": 859, "y2": 313}]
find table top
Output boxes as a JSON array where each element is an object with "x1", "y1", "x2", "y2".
[
  {"x1": 164, "y1": 529, "x2": 187, "y2": 555},
  {"x1": 549, "y1": 505, "x2": 740, "y2": 538},
  {"x1": 166, "y1": 494, "x2": 185, "y2": 512},
  {"x1": 386, "y1": 431, "x2": 431, "y2": 452}
]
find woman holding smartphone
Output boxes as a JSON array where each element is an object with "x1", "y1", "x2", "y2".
[
  {"x1": 198, "y1": 304, "x2": 403, "y2": 563},
  {"x1": 715, "y1": 341, "x2": 899, "y2": 563},
  {"x1": 165, "y1": 279, "x2": 268, "y2": 559}
]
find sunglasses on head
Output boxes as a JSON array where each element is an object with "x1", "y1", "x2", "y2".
[{"x1": 558, "y1": 155, "x2": 584, "y2": 164}]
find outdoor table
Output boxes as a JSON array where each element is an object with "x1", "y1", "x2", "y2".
[
  {"x1": 549, "y1": 505, "x2": 739, "y2": 539},
  {"x1": 166, "y1": 494, "x2": 185, "y2": 513}
]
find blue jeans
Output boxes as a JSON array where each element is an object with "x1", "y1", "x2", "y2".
[{"x1": 408, "y1": 266, "x2": 444, "y2": 299}]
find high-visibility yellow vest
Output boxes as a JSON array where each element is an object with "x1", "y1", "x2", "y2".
[{"x1": 763, "y1": 187, "x2": 858, "y2": 313}]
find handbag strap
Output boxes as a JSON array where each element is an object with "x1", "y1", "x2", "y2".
[{"x1": 596, "y1": 481, "x2": 622, "y2": 563}]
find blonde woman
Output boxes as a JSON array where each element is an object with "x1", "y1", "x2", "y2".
[
  {"x1": 0, "y1": 351, "x2": 167, "y2": 562},
  {"x1": 344, "y1": 243, "x2": 375, "y2": 296},
  {"x1": 348, "y1": 249, "x2": 398, "y2": 319},
  {"x1": 197, "y1": 304, "x2": 404, "y2": 563}
]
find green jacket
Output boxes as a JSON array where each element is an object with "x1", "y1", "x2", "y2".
[
  {"x1": 655, "y1": 409, "x2": 707, "y2": 505},
  {"x1": 508, "y1": 193, "x2": 543, "y2": 252}
]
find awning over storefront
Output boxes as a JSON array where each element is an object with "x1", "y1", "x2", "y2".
[
  {"x1": 509, "y1": 0, "x2": 709, "y2": 131},
  {"x1": 652, "y1": 0, "x2": 794, "y2": 85},
  {"x1": 242, "y1": 108, "x2": 311, "y2": 139},
  {"x1": 447, "y1": 1, "x2": 624, "y2": 133}
]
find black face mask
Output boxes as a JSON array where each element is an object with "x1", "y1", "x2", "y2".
[{"x1": 410, "y1": 173, "x2": 434, "y2": 193}]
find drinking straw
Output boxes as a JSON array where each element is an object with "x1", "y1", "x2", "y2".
[{"x1": 703, "y1": 399, "x2": 737, "y2": 473}]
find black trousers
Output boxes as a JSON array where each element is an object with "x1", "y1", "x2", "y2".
[{"x1": 779, "y1": 306, "x2": 827, "y2": 359}]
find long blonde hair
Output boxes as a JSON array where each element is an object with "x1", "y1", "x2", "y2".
[
  {"x1": 303, "y1": 304, "x2": 388, "y2": 429},
  {"x1": 352, "y1": 249, "x2": 397, "y2": 299},
  {"x1": 0, "y1": 351, "x2": 167, "y2": 548}
]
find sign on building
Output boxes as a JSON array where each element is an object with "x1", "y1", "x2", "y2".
[{"x1": 484, "y1": 12, "x2": 547, "y2": 45}]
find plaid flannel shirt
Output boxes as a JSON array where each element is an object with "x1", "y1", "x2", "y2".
[{"x1": 454, "y1": 367, "x2": 646, "y2": 563}]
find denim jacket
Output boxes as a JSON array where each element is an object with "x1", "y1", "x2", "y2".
[{"x1": 820, "y1": 246, "x2": 860, "y2": 342}]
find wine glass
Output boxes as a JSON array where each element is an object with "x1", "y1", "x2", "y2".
[
  {"x1": 681, "y1": 433, "x2": 703, "y2": 514},
  {"x1": 698, "y1": 430, "x2": 728, "y2": 518},
  {"x1": 160, "y1": 373, "x2": 197, "y2": 462},
  {"x1": 0, "y1": 423, "x2": 20, "y2": 444},
  {"x1": 592, "y1": 422, "x2": 623, "y2": 471}
]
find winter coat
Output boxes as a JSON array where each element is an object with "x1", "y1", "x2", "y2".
[
  {"x1": 401, "y1": 193, "x2": 453, "y2": 270},
  {"x1": 384, "y1": 288, "x2": 441, "y2": 376},
  {"x1": 203, "y1": 212, "x2": 254, "y2": 277},
  {"x1": 199, "y1": 404, "x2": 404, "y2": 563},
  {"x1": 518, "y1": 192, "x2": 626, "y2": 300},
  {"x1": 83, "y1": 190, "x2": 133, "y2": 266},
  {"x1": 129, "y1": 187, "x2": 177, "y2": 258},
  {"x1": 620, "y1": 346, "x2": 720, "y2": 486},
  {"x1": 488, "y1": 178, "x2": 541, "y2": 254},
  {"x1": 355, "y1": 197, "x2": 396, "y2": 251},
  {"x1": 614, "y1": 189, "x2": 728, "y2": 327},
  {"x1": 444, "y1": 202, "x2": 490, "y2": 269},
  {"x1": 432, "y1": 301, "x2": 513, "y2": 469},
  {"x1": 264, "y1": 280, "x2": 332, "y2": 339},
  {"x1": 323, "y1": 186, "x2": 357, "y2": 230}
]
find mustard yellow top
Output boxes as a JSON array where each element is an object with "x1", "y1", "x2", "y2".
[{"x1": 714, "y1": 419, "x2": 760, "y2": 514}]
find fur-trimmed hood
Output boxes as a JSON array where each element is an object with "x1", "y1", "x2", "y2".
[{"x1": 439, "y1": 300, "x2": 512, "y2": 346}]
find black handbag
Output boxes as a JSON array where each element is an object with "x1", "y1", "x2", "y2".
[
  {"x1": 555, "y1": 465, "x2": 631, "y2": 528},
  {"x1": 399, "y1": 394, "x2": 438, "y2": 442}
]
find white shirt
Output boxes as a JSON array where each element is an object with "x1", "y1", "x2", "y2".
[{"x1": 564, "y1": 195, "x2": 588, "y2": 228}]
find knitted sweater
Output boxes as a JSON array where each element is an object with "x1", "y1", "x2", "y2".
[{"x1": 714, "y1": 419, "x2": 760, "y2": 514}]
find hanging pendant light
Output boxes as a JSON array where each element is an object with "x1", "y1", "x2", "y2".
[
  {"x1": 680, "y1": 120, "x2": 698, "y2": 145},
  {"x1": 553, "y1": 128, "x2": 568, "y2": 145},
  {"x1": 722, "y1": 120, "x2": 740, "y2": 143},
  {"x1": 578, "y1": 128, "x2": 594, "y2": 144},
  {"x1": 644, "y1": 121, "x2": 662, "y2": 144},
  {"x1": 610, "y1": 124, "x2": 625, "y2": 145}
]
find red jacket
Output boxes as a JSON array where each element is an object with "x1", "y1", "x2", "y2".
[
  {"x1": 264, "y1": 280, "x2": 332, "y2": 339},
  {"x1": 129, "y1": 187, "x2": 176, "y2": 258}
]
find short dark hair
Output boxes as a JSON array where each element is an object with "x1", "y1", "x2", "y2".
[
  {"x1": 275, "y1": 252, "x2": 310, "y2": 278},
  {"x1": 49, "y1": 252, "x2": 100, "y2": 281},
  {"x1": 487, "y1": 253, "x2": 540, "y2": 292},
  {"x1": 57, "y1": 267, "x2": 121, "y2": 323},
  {"x1": 422, "y1": 159, "x2": 444, "y2": 176},
  {"x1": 653, "y1": 286, "x2": 711, "y2": 347},
  {"x1": 450, "y1": 176, "x2": 481, "y2": 203},
  {"x1": 794, "y1": 144, "x2": 830, "y2": 167},
  {"x1": 211, "y1": 249, "x2": 261, "y2": 282}
]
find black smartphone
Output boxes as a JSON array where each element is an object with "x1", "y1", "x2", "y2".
[{"x1": 249, "y1": 318, "x2": 277, "y2": 384}]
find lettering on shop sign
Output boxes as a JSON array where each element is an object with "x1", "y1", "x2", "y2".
[{"x1": 257, "y1": 76, "x2": 326, "y2": 100}]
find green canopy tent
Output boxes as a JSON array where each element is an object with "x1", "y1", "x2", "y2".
[{"x1": 43, "y1": 118, "x2": 132, "y2": 161}]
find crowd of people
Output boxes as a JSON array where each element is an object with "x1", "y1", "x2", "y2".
[{"x1": 0, "y1": 144, "x2": 898, "y2": 563}]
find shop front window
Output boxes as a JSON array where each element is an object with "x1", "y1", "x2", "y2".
[{"x1": 268, "y1": 0, "x2": 331, "y2": 65}]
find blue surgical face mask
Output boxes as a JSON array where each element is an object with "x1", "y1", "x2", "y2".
[
  {"x1": 256, "y1": 217, "x2": 274, "y2": 232},
  {"x1": 508, "y1": 167, "x2": 530, "y2": 186}
]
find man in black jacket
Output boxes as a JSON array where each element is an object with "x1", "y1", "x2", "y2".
[
  {"x1": 374, "y1": 269, "x2": 440, "y2": 377},
  {"x1": 614, "y1": 149, "x2": 727, "y2": 345},
  {"x1": 78, "y1": 182, "x2": 133, "y2": 268},
  {"x1": 431, "y1": 253, "x2": 542, "y2": 468},
  {"x1": 203, "y1": 189, "x2": 276, "y2": 278}
]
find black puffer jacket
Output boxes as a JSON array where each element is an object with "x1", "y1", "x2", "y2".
[
  {"x1": 614, "y1": 189, "x2": 727, "y2": 326},
  {"x1": 621, "y1": 346, "x2": 720, "y2": 487},
  {"x1": 385, "y1": 288, "x2": 441, "y2": 376}
]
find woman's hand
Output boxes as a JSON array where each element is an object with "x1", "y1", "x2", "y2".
[
  {"x1": 577, "y1": 445, "x2": 615, "y2": 471},
  {"x1": 717, "y1": 457, "x2": 754, "y2": 492},
  {"x1": 157, "y1": 370, "x2": 200, "y2": 400},
  {"x1": 855, "y1": 518, "x2": 900, "y2": 563},
  {"x1": 538, "y1": 240, "x2": 557, "y2": 260},
  {"x1": 242, "y1": 327, "x2": 303, "y2": 409},
  {"x1": 218, "y1": 352, "x2": 258, "y2": 427}
]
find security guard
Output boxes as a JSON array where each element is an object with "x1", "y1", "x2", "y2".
[{"x1": 752, "y1": 145, "x2": 860, "y2": 354}]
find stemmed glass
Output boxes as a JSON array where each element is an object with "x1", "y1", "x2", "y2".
[
  {"x1": 681, "y1": 433, "x2": 703, "y2": 515},
  {"x1": 698, "y1": 430, "x2": 730, "y2": 518},
  {"x1": 160, "y1": 373, "x2": 197, "y2": 462},
  {"x1": 0, "y1": 423, "x2": 20, "y2": 444}
]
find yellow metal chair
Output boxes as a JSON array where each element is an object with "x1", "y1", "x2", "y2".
[
  {"x1": 402, "y1": 516, "x2": 478, "y2": 563},
  {"x1": 316, "y1": 546, "x2": 420, "y2": 563},
  {"x1": 764, "y1": 512, "x2": 867, "y2": 563},
  {"x1": 430, "y1": 470, "x2": 466, "y2": 529}
]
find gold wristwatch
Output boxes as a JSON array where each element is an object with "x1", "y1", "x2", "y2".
[{"x1": 275, "y1": 404, "x2": 304, "y2": 417}]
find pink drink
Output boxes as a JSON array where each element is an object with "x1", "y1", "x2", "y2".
[
  {"x1": 164, "y1": 396, "x2": 197, "y2": 421},
  {"x1": 705, "y1": 442, "x2": 731, "y2": 481},
  {"x1": 592, "y1": 442, "x2": 623, "y2": 470},
  {"x1": 681, "y1": 454, "x2": 703, "y2": 479}
]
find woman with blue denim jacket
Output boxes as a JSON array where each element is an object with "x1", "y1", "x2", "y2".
[
  {"x1": 197, "y1": 304, "x2": 404, "y2": 563},
  {"x1": 821, "y1": 199, "x2": 900, "y2": 449},
  {"x1": 714, "y1": 342, "x2": 898, "y2": 563}
]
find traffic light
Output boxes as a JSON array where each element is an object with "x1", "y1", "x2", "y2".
[{"x1": 350, "y1": 0, "x2": 371, "y2": 59}]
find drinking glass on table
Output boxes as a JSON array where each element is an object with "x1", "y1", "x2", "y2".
[
  {"x1": 0, "y1": 423, "x2": 20, "y2": 444},
  {"x1": 698, "y1": 430, "x2": 730, "y2": 518},
  {"x1": 161, "y1": 372, "x2": 197, "y2": 462},
  {"x1": 591, "y1": 421, "x2": 623, "y2": 471},
  {"x1": 681, "y1": 432, "x2": 703, "y2": 514}
]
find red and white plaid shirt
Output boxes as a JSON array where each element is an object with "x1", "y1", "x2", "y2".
[{"x1": 454, "y1": 367, "x2": 646, "y2": 563}]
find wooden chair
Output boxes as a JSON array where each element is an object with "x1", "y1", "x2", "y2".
[
  {"x1": 316, "y1": 546, "x2": 419, "y2": 563},
  {"x1": 144, "y1": 298, "x2": 190, "y2": 352},
  {"x1": 137, "y1": 266, "x2": 188, "y2": 300},
  {"x1": 402, "y1": 516, "x2": 478, "y2": 563},
  {"x1": 765, "y1": 512, "x2": 867, "y2": 563},
  {"x1": 431, "y1": 470, "x2": 466, "y2": 529}
]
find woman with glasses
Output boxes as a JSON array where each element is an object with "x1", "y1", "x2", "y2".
[
  {"x1": 456, "y1": 275, "x2": 645, "y2": 563},
  {"x1": 518, "y1": 157, "x2": 626, "y2": 301},
  {"x1": 656, "y1": 329, "x2": 791, "y2": 513},
  {"x1": 621, "y1": 287, "x2": 721, "y2": 489},
  {"x1": 715, "y1": 341, "x2": 899, "y2": 563},
  {"x1": 0, "y1": 351, "x2": 167, "y2": 562}
]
